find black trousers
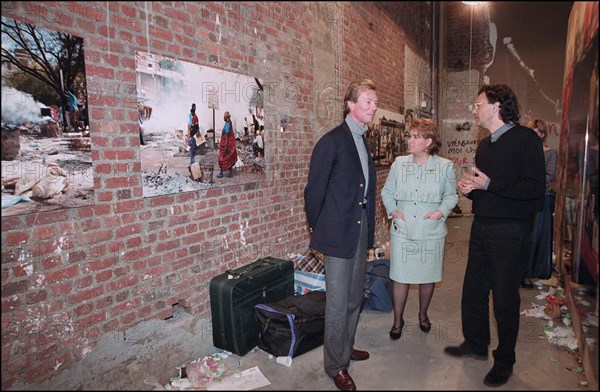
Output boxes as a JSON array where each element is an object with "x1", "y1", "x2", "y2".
[
  {"x1": 525, "y1": 192, "x2": 555, "y2": 279},
  {"x1": 461, "y1": 216, "x2": 533, "y2": 368}
]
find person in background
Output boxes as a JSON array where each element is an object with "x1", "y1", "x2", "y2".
[
  {"x1": 80, "y1": 100, "x2": 89, "y2": 130},
  {"x1": 234, "y1": 119, "x2": 243, "y2": 141},
  {"x1": 253, "y1": 125, "x2": 264, "y2": 157},
  {"x1": 66, "y1": 90, "x2": 79, "y2": 131},
  {"x1": 304, "y1": 79, "x2": 378, "y2": 391},
  {"x1": 244, "y1": 117, "x2": 250, "y2": 136},
  {"x1": 50, "y1": 106, "x2": 59, "y2": 121},
  {"x1": 216, "y1": 111, "x2": 237, "y2": 178},
  {"x1": 188, "y1": 103, "x2": 196, "y2": 133},
  {"x1": 522, "y1": 119, "x2": 558, "y2": 288},
  {"x1": 188, "y1": 105, "x2": 200, "y2": 165},
  {"x1": 444, "y1": 84, "x2": 545, "y2": 387},
  {"x1": 252, "y1": 114, "x2": 260, "y2": 135},
  {"x1": 381, "y1": 118, "x2": 458, "y2": 340}
]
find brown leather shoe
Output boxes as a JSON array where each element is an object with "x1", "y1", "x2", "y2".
[
  {"x1": 350, "y1": 348, "x2": 370, "y2": 361},
  {"x1": 333, "y1": 369, "x2": 356, "y2": 391}
]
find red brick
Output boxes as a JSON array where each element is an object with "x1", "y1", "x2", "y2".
[
  {"x1": 96, "y1": 270, "x2": 113, "y2": 282},
  {"x1": 2, "y1": 295, "x2": 21, "y2": 312},
  {"x1": 51, "y1": 281, "x2": 73, "y2": 296},
  {"x1": 4, "y1": 232, "x2": 30, "y2": 246},
  {"x1": 76, "y1": 276, "x2": 94, "y2": 289},
  {"x1": 75, "y1": 303, "x2": 94, "y2": 317},
  {"x1": 74, "y1": 312, "x2": 106, "y2": 331},
  {"x1": 68, "y1": 285, "x2": 104, "y2": 303},
  {"x1": 25, "y1": 290, "x2": 48, "y2": 305},
  {"x1": 107, "y1": 275, "x2": 139, "y2": 292},
  {"x1": 111, "y1": 297, "x2": 142, "y2": 315},
  {"x1": 2, "y1": 280, "x2": 30, "y2": 297}
]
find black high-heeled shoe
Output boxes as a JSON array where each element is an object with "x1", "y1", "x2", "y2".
[
  {"x1": 419, "y1": 316, "x2": 431, "y2": 333},
  {"x1": 389, "y1": 320, "x2": 404, "y2": 340}
]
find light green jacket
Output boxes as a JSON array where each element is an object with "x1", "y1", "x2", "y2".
[{"x1": 381, "y1": 154, "x2": 458, "y2": 240}]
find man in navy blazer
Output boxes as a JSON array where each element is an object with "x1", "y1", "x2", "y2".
[{"x1": 304, "y1": 79, "x2": 377, "y2": 391}]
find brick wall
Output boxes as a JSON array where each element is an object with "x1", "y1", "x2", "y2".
[
  {"x1": 444, "y1": 2, "x2": 491, "y2": 72},
  {"x1": 1, "y1": 1, "x2": 430, "y2": 387},
  {"x1": 341, "y1": 2, "x2": 434, "y2": 112}
]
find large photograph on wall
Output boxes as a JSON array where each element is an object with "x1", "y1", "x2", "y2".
[
  {"x1": 555, "y1": 3, "x2": 598, "y2": 286},
  {"x1": 136, "y1": 51, "x2": 267, "y2": 197},
  {"x1": 1, "y1": 17, "x2": 93, "y2": 217}
]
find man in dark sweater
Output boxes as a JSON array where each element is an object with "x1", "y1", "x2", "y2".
[{"x1": 444, "y1": 84, "x2": 545, "y2": 387}]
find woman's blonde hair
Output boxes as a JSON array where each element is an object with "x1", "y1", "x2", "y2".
[
  {"x1": 527, "y1": 119, "x2": 548, "y2": 141},
  {"x1": 410, "y1": 118, "x2": 441, "y2": 155}
]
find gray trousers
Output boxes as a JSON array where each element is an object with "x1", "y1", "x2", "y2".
[{"x1": 323, "y1": 210, "x2": 368, "y2": 377}]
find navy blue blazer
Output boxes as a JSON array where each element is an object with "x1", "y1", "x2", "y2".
[{"x1": 304, "y1": 121, "x2": 376, "y2": 259}]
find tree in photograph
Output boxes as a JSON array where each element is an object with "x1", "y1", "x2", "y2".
[{"x1": 1, "y1": 17, "x2": 86, "y2": 128}]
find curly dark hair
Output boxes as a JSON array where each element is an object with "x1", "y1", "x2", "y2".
[{"x1": 478, "y1": 84, "x2": 520, "y2": 124}]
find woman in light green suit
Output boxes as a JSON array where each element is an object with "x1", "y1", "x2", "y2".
[{"x1": 381, "y1": 118, "x2": 458, "y2": 340}]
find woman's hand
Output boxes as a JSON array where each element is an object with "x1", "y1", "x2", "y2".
[
  {"x1": 391, "y1": 210, "x2": 405, "y2": 220},
  {"x1": 424, "y1": 210, "x2": 443, "y2": 220}
]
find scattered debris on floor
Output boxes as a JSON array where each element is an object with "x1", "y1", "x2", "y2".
[
  {"x1": 203, "y1": 366, "x2": 270, "y2": 390},
  {"x1": 537, "y1": 275, "x2": 559, "y2": 287},
  {"x1": 163, "y1": 349, "x2": 270, "y2": 390},
  {"x1": 543, "y1": 321, "x2": 578, "y2": 350},
  {"x1": 521, "y1": 282, "x2": 597, "y2": 352}
]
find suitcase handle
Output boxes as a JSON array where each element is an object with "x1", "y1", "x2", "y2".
[
  {"x1": 226, "y1": 258, "x2": 278, "y2": 279},
  {"x1": 226, "y1": 264, "x2": 262, "y2": 279}
]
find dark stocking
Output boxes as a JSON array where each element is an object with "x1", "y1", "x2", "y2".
[
  {"x1": 392, "y1": 281, "x2": 410, "y2": 328},
  {"x1": 418, "y1": 283, "x2": 435, "y2": 321}
]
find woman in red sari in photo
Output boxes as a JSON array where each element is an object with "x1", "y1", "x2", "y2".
[{"x1": 217, "y1": 111, "x2": 237, "y2": 178}]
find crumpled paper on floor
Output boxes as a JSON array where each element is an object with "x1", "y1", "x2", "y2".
[
  {"x1": 534, "y1": 286, "x2": 558, "y2": 301},
  {"x1": 521, "y1": 302, "x2": 552, "y2": 319},
  {"x1": 207, "y1": 366, "x2": 270, "y2": 390},
  {"x1": 521, "y1": 285, "x2": 579, "y2": 350},
  {"x1": 543, "y1": 321, "x2": 578, "y2": 350},
  {"x1": 187, "y1": 354, "x2": 228, "y2": 387},
  {"x1": 582, "y1": 312, "x2": 599, "y2": 327}
]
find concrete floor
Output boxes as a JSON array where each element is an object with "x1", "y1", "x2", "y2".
[
  {"x1": 229, "y1": 215, "x2": 591, "y2": 391},
  {"x1": 10, "y1": 216, "x2": 593, "y2": 391}
]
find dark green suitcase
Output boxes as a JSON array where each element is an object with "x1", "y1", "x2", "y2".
[{"x1": 210, "y1": 257, "x2": 294, "y2": 356}]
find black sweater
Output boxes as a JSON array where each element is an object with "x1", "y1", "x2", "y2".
[{"x1": 469, "y1": 125, "x2": 546, "y2": 220}]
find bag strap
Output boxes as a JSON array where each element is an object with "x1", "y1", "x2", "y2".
[
  {"x1": 369, "y1": 259, "x2": 389, "y2": 268},
  {"x1": 255, "y1": 304, "x2": 297, "y2": 358},
  {"x1": 366, "y1": 259, "x2": 390, "y2": 277}
]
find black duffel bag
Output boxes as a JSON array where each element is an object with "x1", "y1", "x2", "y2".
[{"x1": 254, "y1": 290, "x2": 326, "y2": 358}]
